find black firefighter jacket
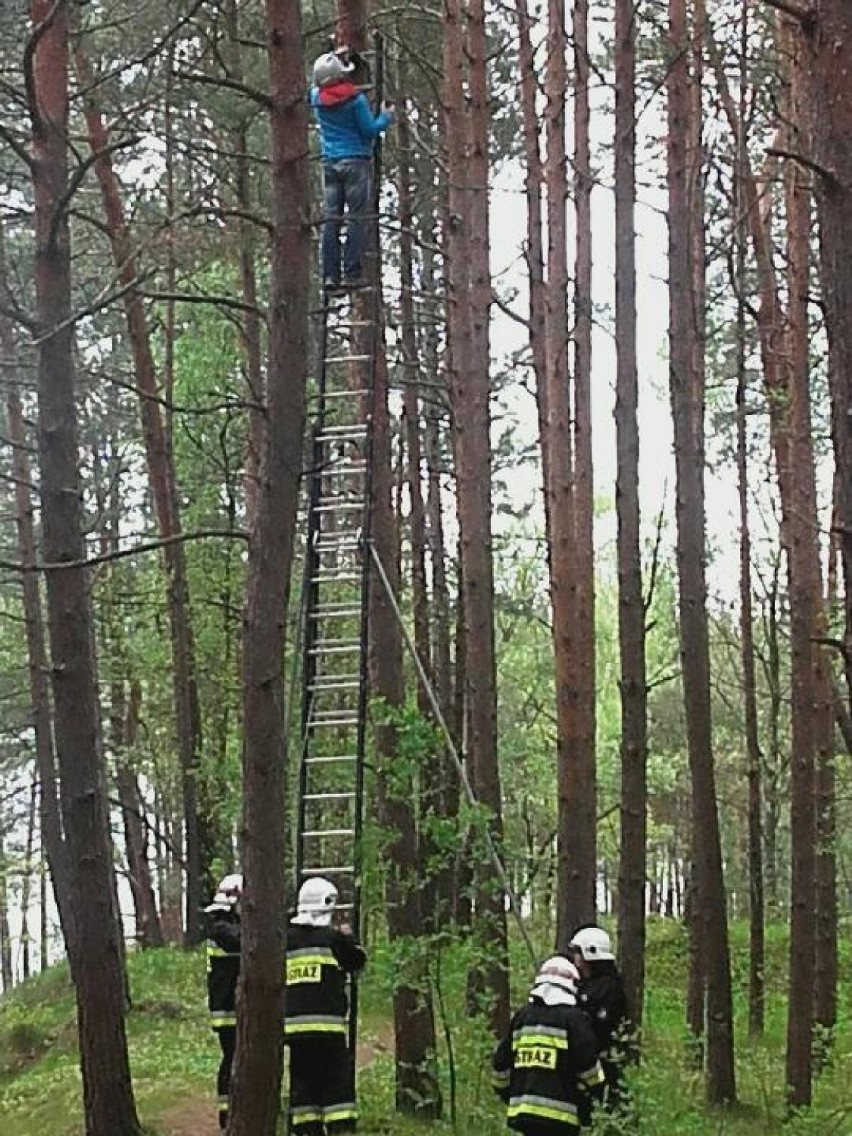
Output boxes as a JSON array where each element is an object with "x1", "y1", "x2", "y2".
[
  {"x1": 576, "y1": 970, "x2": 631, "y2": 1093},
  {"x1": 206, "y1": 909, "x2": 241, "y2": 1030},
  {"x1": 492, "y1": 999, "x2": 605, "y2": 1132},
  {"x1": 284, "y1": 922, "x2": 366, "y2": 1040}
]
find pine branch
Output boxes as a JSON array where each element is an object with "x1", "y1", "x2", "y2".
[
  {"x1": 0, "y1": 123, "x2": 34, "y2": 172},
  {"x1": 174, "y1": 69, "x2": 272, "y2": 110},
  {"x1": 141, "y1": 290, "x2": 266, "y2": 318},
  {"x1": 761, "y1": 0, "x2": 815, "y2": 25},
  {"x1": 0, "y1": 529, "x2": 248, "y2": 574},
  {"x1": 765, "y1": 146, "x2": 839, "y2": 187}
]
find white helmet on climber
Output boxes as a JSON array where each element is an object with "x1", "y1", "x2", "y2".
[
  {"x1": 313, "y1": 51, "x2": 355, "y2": 89},
  {"x1": 569, "y1": 925, "x2": 614, "y2": 962},
  {"x1": 293, "y1": 876, "x2": 339, "y2": 926}
]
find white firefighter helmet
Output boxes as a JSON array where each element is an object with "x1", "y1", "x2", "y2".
[
  {"x1": 569, "y1": 925, "x2": 614, "y2": 962},
  {"x1": 532, "y1": 955, "x2": 580, "y2": 996},
  {"x1": 313, "y1": 51, "x2": 355, "y2": 88},
  {"x1": 294, "y1": 876, "x2": 338, "y2": 925},
  {"x1": 205, "y1": 872, "x2": 243, "y2": 912}
]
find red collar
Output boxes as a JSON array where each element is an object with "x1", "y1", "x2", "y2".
[{"x1": 319, "y1": 82, "x2": 360, "y2": 107}]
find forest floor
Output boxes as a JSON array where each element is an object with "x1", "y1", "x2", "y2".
[
  {"x1": 155, "y1": 1023, "x2": 395, "y2": 1136},
  {"x1": 2, "y1": 922, "x2": 851, "y2": 1136}
]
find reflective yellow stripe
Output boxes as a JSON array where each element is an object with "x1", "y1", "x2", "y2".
[
  {"x1": 513, "y1": 1031, "x2": 569, "y2": 1050},
  {"x1": 291, "y1": 1107, "x2": 323, "y2": 1122},
  {"x1": 211, "y1": 1013, "x2": 237, "y2": 1028},
  {"x1": 580, "y1": 1062, "x2": 606, "y2": 1086},
  {"x1": 285, "y1": 1021, "x2": 347, "y2": 1035},
  {"x1": 508, "y1": 1102, "x2": 580, "y2": 1126},
  {"x1": 322, "y1": 1105, "x2": 358, "y2": 1123}
]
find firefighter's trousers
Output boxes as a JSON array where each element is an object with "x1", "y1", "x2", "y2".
[
  {"x1": 216, "y1": 1026, "x2": 236, "y2": 1130},
  {"x1": 288, "y1": 1035, "x2": 357, "y2": 1135}
]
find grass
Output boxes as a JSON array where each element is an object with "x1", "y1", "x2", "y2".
[{"x1": 0, "y1": 921, "x2": 851, "y2": 1135}]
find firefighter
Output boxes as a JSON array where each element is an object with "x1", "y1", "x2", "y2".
[
  {"x1": 309, "y1": 47, "x2": 395, "y2": 292},
  {"x1": 492, "y1": 956, "x2": 605, "y2": 1133},
  {"x1": 205, "y1": 873, "x2": 243, "y2": 1130},
  {"x1": 285, "y1": 876, "x2": 366, "y2": 1135},
  {"x1": 568, "y1": 926, "x2": 632, "y2": 1111}
]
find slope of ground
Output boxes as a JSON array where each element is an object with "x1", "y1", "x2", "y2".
[{"x1": 1, "y1": 922, "x2": 851, "y2": 1135}]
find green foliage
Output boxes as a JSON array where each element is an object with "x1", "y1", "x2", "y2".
[{"x1": 2, "y1": 925, "x2": 852, "y2": 1135}]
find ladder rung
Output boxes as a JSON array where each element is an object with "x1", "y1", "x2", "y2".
[
  {"x1": 317, "y1": 424, "x2": 368, "y2": 438},
  {"x1": 305, "y1": 755, "x2": 358, "y2": 764},
  {"x1": 310, "y1": 608, "x2": 361, "y2": 620},
  {"x1": 312, "y1": 388, "x2": 371, "y2": 400},
  {"x1": 308, "y1": 720, "x2": 359, "y2": 731},
  {"x1": 324, "y1": 354, "x2": 372, "y2": 364},
  {"x1": 309, "y1": 711, "x2": 359, "y2": 723},
  {"x1": 320, "y1": 462, "x2": 367, "y2": 474},
  {"x1": 315, "y1": 502, "x2": 365, "y2": 513},
  {"x1": 309, "y1": 682, "x2": 360, "y2": 695},
  {"x1": 304, "y1": 792, "x2": 356, "y2": 802},
  {"x1": 311, "y1": 572, "x2": 362, "y2": 584},
  {"x1": 301, "y1": 866, "x2": 356, "y2": 875},
  {"x1": 302, "y1": 828, "x2": 356, "y2": 838},
  {"x1": 311, "y1": 637, "x2": 360, "y2": 648},
  {"x1": 328, "y1": 322, "x2": 373, "y2": 331},
  {"x1": 314, "y1": 541, "x2": 361, "y2": 554}
]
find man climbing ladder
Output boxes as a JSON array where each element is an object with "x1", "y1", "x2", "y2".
[{"x1": 310, "y1": 46, "x2": 395, "y2": 291}]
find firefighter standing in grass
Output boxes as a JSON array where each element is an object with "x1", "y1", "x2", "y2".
[
  {"x1": 205, "y1": 873, "x2": 243, "y2": 1131},
  {"x1": 285, "y1": 877, "x2": 367, "y2": 1136},
  {"x1": 568, "y1": 926, "x2": 632, "y2": 1112},
  {"x1": 492, "y1": 956, "x2": 605, "y2": 1134}
]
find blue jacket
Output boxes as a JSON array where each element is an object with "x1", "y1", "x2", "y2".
[{"x1": 310, "y1": 86, "x2": 393, "y2": 162}]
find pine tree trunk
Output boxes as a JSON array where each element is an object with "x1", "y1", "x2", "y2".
[
  {"x1": 117, "y1": 682, "x2": 165, "y2": 949},
  {"x1": 0, "y1": 226, "x2": 70, "y2": 932},
  {"x1": 514, "y1": 0, "x2": 550, "y2": 529},
  {"x1": 807, "y1": 0, "x2": 851, "y2": 1038},
  {"x1": 572, "y1": 0, "x2": 597, "y2": 930},
  {"x1": 21, "y1": 781, "x2": 38, "y2": 980},
  {"x1": 28, "y1": 3, "x2": 141, "y2": 1131},
  {"x1": 667, "y1": 0, "x2": 736, "y2": 1104},
  {"x1": 443, "y1": 0, "x2": 509, "y2": 1031},
  {"x1": 810, "y1": 1, "x2": 852, "y2": 726},
  {"x1": 613, "y1": 0, "x2": 648, "y2": 1030},
  {"x1": 733, "y1": 77, "x2": 764, "y2": 1033},
  {"x1": 73, "y1": 41, "x2": 208, "y2": 943},
  {"x1": 779, "y1": 22, "x2": 837, "y2": 1048},
  {"x1": 226, "y1": 1, "x2": 310, "y2": 1130},
  {"x1": 0, "y1": 841, "x2": 12, "y2": 991}
]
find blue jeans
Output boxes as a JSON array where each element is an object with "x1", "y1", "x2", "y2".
[{"x1": 321, "y1": 158, "x2": 371, "y2": 282}]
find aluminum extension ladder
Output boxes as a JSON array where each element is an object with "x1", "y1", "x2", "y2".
[{"x1": 295, "y1": 283, "x2": 377, "y2": 937}]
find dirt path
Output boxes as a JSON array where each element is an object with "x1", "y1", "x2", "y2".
[
  {"x1": 157, "y1": 1021, "x2": 394, "y2": 1135},
  {"x1": 157, "y1": 1097, "x2": 219, "y2": 1136}
]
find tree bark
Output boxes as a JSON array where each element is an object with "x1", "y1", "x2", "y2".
[
  {"x1": 0, "y1": 840, "x2": 12, "y2": 991},
  {"x1": 667, "y1": 0, "x2": 736, "y2": 1104},
  {"x1": 572, "y1": 0, "x2": 598, "y2": 932},
  {"x1": 443, "y1": 0, "x2": 509, "y2": 1032},
  {"x1": 73, "y1": 41, "x2": 208, "y2": 944},
  {"x1": 0, "y1": 224, "x2": 70, "y2": 929},
  {"x1": 226, "y1": 2, "x2": 310, "y2": 1131},
  {"x1": 28, "y1": 2, "x2": 141, "y2": 1132},
  {"x1": 613, "y1": 0, "x2": 648, "y2": 1030},
  {"x1": 733, "y1": 55, "x2": 765, "y2": 1032},
  {"x1": 809, "y1": 4, "x2": 852, "y2": 726}
]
